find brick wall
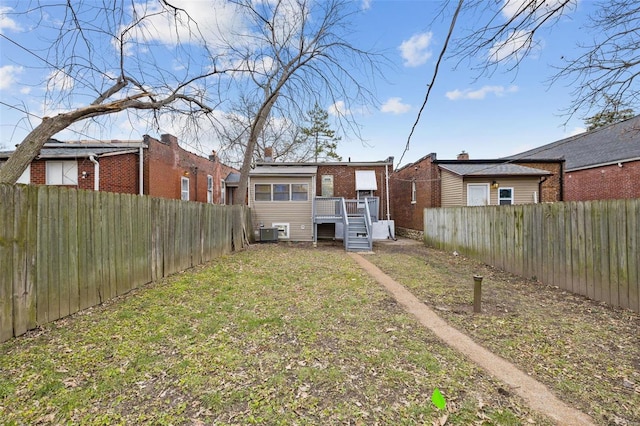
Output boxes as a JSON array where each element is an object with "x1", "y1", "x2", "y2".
[
  {"x1": 145, "y1": 134, "x2": 236, "y2": 204},
  {"x1": 565, "y1": 160, "x2": 640, "y2": 201},
  {"x1": 316, "y1": 163, "x2": 392, "y2": 219},
  {"x1": 390, "y1": 154, "x2": 439, "y2": 231}
]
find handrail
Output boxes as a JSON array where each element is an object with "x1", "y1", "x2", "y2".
[
  {"x1": 363, "y1": 197, "x2": 373, "y2": 249},
  {"x1": 341, "y1": 197, "x2": 349, "y2": 250}
]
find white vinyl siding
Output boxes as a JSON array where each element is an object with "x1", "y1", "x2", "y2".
[
  {"x1": 250, "y1": 176, "x2": 314, "y2": 241},
  {"x1": 46, "y1": 160, "x2": 78, "y2": 185},
  {"x1": 440, "y1": 169, "x2": 463, "y2": 207}
]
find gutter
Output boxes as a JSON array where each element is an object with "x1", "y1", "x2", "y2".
[{"x1": 89, "y1": 154, "x2": 99, "y2": 191}]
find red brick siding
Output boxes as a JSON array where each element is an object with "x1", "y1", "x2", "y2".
[
  {"x1": 565, "y1": 160, "x2": 640, "y2": 201},
  {"x1": 145, "y1": 135, "x2": 236, "y2": 204},
  {"x1": 316, "y1": 164, "x2": 391, "y2": 219},
  {"x1": 390, "y1": 155, "x2": 439, "y2": 231},
  {"x1": 97, "y1": 154, "x2": 139, "y2": 194}
]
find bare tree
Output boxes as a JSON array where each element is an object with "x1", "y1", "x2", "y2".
[
  {"x1": 445, "y1": 0, "x2": 640, "y2": 119},
  {"x1": 215, "y1": 96, "x2": 320, "y2": 168},
  {"x1": 0, "y1": 0, "x2": 231, "y2": 184},
  {"x1": 223, "y1": 0, "x2": 381, "y2": 204}
]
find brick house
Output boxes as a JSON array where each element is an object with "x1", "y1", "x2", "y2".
[
  {"x1": 509, "y1": 115, "x2": 640, "y2": 201},
  {"x1": 248, "y1": 157, "x2": 395, "y2": 250},
  {"x1": 391, "y1": 152, "x2": 563, "y2": 235},
  {"x1": 0, "y1": 134, "x2": 238, "y2": 204}
]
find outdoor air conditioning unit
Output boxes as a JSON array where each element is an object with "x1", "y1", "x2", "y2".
[{"x1": 259, "y1": 227, "x2": 279, "y2": 243}]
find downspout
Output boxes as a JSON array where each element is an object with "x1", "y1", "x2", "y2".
[
  {"x1": 385, "y1": 162, "x2": 391, "y2": 221},
  {"x1": 385, "y1": 161, "x2": 396, "y2": 240},
  {"x1": 139, "y1": 145, "x2": 144, "y2": 195},
  {"x1": 89, "y1": 154, "x2": 99, "y2": 191},
  {"x1": 538, "y1": 176, "x2": 547, "y2": 203},
  {"x1": 559, "y1": 161, "x2": 564, "y2": 201}
]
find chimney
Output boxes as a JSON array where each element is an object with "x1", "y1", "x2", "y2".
[
  {"x1": 209, "y1": 150, "x2": 217, "y2": 162},
  {"x1": 264, "y1": 147, "x2": 273, "y2": 162},
  {"x1": 160, "y1": 134, "x2": 178, "y2": 146},
  {"x1": 457, "y1": 151, "x2": 469, "y2": 160}
]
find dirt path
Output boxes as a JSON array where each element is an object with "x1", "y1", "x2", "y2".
[{"x1": 349, "y1": 252, "x2": 596, "y2": 426}]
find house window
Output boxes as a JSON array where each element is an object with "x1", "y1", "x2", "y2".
[
  {"x1": 355, "y1": 170, "x2": 377, "y2": 192},
  {"x1": 17, "y1": 164, "x2": 31, "y2": 184},
  {"x1": 207, "y1": 175, "x2": 214, "y2": 204},
  {"x1": 181, "y1": 177, "x2": 190, "y2": 201},
  {"x1": 411, "y1": 180, "x2": 417, "y2": 204},
  {"x1": 273, "y1": 184, "x2": 290, "y2": 201},
  {"x1": 499, "y1": 187, "x2": 514, "y2": 205},
  {"x1": 291, "y1": 183, "x2": 309, "y2": 201},
  {"x1": 46, "y1": 160, "x2": 78, "y2": 185},
  {"x1": 272, "y1": 223, "x2": 290, "y2": 239},
  {"x1": 220, "y1": 179, "x2": 226, "y2": 205},
  {"x1": 255, "y1": 184, "x2": 271, "y2": 201},
  {"x1": 255, "y1": 183, "x2": 309, "y2": 202},
  {"x1": 321, "y1": 175, "x2": 334, "y2": 197}
]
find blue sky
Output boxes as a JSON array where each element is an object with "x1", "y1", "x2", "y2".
[{"x1": 0, "y1": 0, "x2": 591, "y2": 169}]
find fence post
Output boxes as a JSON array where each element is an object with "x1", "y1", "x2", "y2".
[{"x1": 473, "y1": 275, "x2": 483, "y2": 313}]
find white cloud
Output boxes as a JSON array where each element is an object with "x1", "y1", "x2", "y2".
[
  {"x1": 0, "y1": 6, "x2": 21, "y2": 34},
  {"x1": 46, "y1": 70, "x2": 75, "y2": 93},
  {"x1": 399, "y1": 32, "x2": 433, "y2": 67},
  {"x1": 328, "y1": 100, "x2": 348, "y2": 116},
  {"x1": 489, "y1": 29, "x2": 532, "y2": 62},
  {"x1": 361, "y1": 0, "x2": 372, "y2": 10},
  {"x1": 567, "y1": 126, "x2": 585, "y2": 136},
  {"x1": 381, "y1": 97, "x2": 411, "y2": 114},
  {"x1": 501, "y1": 0, "x2": 576, "y2": 20},
  {"x1": 445, "y1": 85, "x2": 518, "y2": 100},
  {"x1": 0, "y1": 65, "x2": 23, "y2": 90}
]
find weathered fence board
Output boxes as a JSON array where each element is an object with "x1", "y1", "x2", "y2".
[
  {"x1": 424, "y1": 199, "x2": 640, "y2": 313},
  {"x1": 1, "y1": 184, "x2": 252, "y2": 342}
]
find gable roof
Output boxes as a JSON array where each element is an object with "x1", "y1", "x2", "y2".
[
  {"x1": 507, "y1": 115, "x2": 640, "y2": 171},
  {"x1": 438, "y1": 162, "x2": 551, "y2": 177}
]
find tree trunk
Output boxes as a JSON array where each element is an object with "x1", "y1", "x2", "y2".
[
  {"x1": 0, "y1": 116, "x2": 76, "y2": 184},
  {"x1": 234, "y1": 91, "x2": 280, "y2": 205}
]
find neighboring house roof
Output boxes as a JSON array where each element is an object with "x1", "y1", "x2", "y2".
[
  {"x1": 250, "y1": 165, "x2": 318, "y2": 176},
  {"x1": 438, "y1": 162, "x2": 552, "y2": 177},
  {"x1": 224, "y1": 172, "x2": 240, "y2": 187},
  {"x1": 507, "y1": 115, "x2": 640, "y2": 171},
  {"x1": 0, "y1": 140, "x2": 146, "y2": 160}
]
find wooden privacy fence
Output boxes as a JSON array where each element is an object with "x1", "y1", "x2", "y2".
[
  {"x1": 0, "y1": 184, "x2": 253, "y2": 342},
  {"x1": 424, "y1": 199, "x2": 639, "y2": 313}
]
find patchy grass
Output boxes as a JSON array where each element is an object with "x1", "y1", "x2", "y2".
[
  {"x1": 0, "y1": 244, "x2": 552, "y2": 425},
  {"x1": 367, "y1": 241, "x2": 640, "y2": 426}
]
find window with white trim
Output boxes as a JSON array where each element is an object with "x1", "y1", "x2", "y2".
[
  {"x1": 254, "y1": 183, "x2": 309, "y2": 202},
  {"x1": 498, "y1": 187, "x2": 514, "y2": 205},
  {"x1": 411, "y1": 180, "x2": 417, "y2": 204},
  {"x1": 207, "y1": 175, "x2": 214, "y2": 204},
  {"x1": 273, "y1": 184, "x2": 290, "y2": 201},
  {"x1": 46, "y1": 161, "x2": 78, "y2": 185},
  {"x1": 220, "y1": 179, "x2": 226, "y2": 205},
  {"x1": 291, "y1": 184, "x2": 308, "y2": 201},
  {"x1": 181, "y1": 177, "x2": 190, "y2": 201},
  {"x1": 255, "y1": 184, "x2": 271, "y2": 201}
]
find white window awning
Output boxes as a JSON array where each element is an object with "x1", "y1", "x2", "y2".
[{"x1": 355, "y1": 170, "x2": 377, "y2": 191}]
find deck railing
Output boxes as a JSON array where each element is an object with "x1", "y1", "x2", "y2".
[{"x1": 313, "y1": 197, "x2": 378, "y2": 222}]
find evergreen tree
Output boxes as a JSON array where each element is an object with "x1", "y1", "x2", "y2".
[
  {"x1": 584, "y1": 100, "x2": 635, "y2": 131},
  {"x1": 301, "y1": 103, "x2": 342, "y2": 162}
]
